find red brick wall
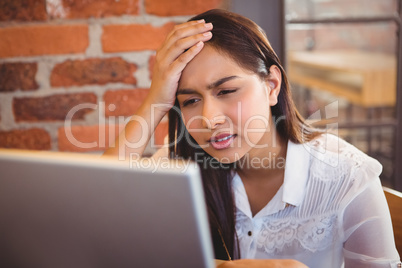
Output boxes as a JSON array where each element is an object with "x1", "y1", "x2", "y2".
[{"x1": 0, "y1": 0, "x2": 225, "y2": 153}]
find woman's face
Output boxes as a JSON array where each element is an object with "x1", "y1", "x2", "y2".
[{"x1": 177, "y1": 45, "x2": 281, "y2": 163}]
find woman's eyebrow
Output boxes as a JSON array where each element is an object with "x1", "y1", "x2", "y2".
[
  {"x1": 207, "y1": 75, "x2": 240, "y2": 89},
  {"x1": 177, "y1": 75, "x2": 240, "y2": 96}
]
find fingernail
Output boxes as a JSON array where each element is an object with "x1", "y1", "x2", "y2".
[
  {"x1": 203, "y1": 31, "x2": 212, "y2": 37},
  {"x1": 205, "y1": 22, "x2": 213, "y2": 28},
  {"x1": 197, "y1": 19, "x2": 205, "y2": 23},
  {"x1": 196, "y1": 41, "x2": 203, "y2": 47}
]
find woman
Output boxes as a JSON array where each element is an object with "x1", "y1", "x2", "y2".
[{"x1": 105, "y1": 9, "x2": 400, "y2": 268}]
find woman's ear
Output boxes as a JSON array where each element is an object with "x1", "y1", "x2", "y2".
[{"x1": 265, "y1": 65, "x2": 282, "y2": 106}]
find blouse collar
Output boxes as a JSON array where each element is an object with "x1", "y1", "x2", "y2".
[
  {"x1": 232, "y1": 139, "x2": 311, "y2": 218},
  {"x1": 282, "y1": 140, "x2": 311, "y2": 206}
]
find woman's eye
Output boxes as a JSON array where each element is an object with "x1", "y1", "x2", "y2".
[
  {"x1": 182, "y1": 98, "x2": 199, "y2": 107},
  {"x1": 218, "y1": 89, "x2": 237, "y2": 96}
]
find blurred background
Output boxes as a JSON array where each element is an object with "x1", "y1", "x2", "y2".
[{"x1": 0, "y1": 0, "x2": 401, "y2": 191}]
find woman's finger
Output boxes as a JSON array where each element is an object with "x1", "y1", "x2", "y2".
[
  {"x1": 168, "y1": 40, "x2": 205, "y2": 76},
  {"x1": 162, "y1": 31, "x2": 212, "y2": 65},
  {"x1": 165, "y1": 19, "x2": 204, "y2": 39},
  {"x1": 146, "y1": 21, "x2": 212, "y2": 109},
  {"x1": 162, "y1": 21, "x2": 213, "y2": 53}
]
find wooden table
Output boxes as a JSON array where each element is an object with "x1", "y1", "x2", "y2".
[{"x1": 287, "y1": 50, "x2": 397, "y2": 108}]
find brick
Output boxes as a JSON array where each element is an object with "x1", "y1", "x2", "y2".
[
  {"x1": 13, "y1": 93, "x2": 97, "y2": 122},
  {"x1": 0, "y1": 62, "x2": 39, "y2": 92},
  {"x1": 49, "y1": 0, "x2": 139, "y2": 19},
  {"x1": 0, "y1": 0, "x2": 47, "y2": 22},
  {"x1": 0, "y1": 24, "x2": 88, "y2": 58},
  {"x1": 58, "y1": 124, "x2": 125, "y2": 152},
  {"x1": 103, "y1": 88, "x2": 149, "y2": 117},
  {"x1": 51, "y1": 57, "x2": 137, "y2": 87},
  {"x1": 58, "y1": 122, "x2": 167, "y2": 152},
  {"x1": 0, "y1": 128, "x2": 51, "y2": 150},
  {"x1": 145, "y1": 0, "x2": 224, "y2": 16},
  {"x1": 102, "y1": 23, "x2": 175, "y2": 52}
]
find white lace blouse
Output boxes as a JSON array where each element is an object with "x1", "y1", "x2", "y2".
[{"x1": 233, "y1": 134, "x2": 401, "y2": 267}]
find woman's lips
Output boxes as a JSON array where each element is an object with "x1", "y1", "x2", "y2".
[{"x1": 209, "y1": 134, "x2": 236, "y2": 150}]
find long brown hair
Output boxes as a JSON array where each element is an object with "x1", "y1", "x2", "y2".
[{"x1": 168, "y1": 9, "x2": 319, "y2": 260}]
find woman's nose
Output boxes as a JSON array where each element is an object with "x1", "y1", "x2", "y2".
[{"x1": 201, "y1": 101, "x2": 226, "y2": 129}]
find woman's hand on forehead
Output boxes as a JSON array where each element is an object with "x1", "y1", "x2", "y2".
[
  {"x1": 103, "y1": 20, "x2": 213, "y2": 159},
  {"x1": 146, "y1": 20, "x2": 213, "y2": 115}
]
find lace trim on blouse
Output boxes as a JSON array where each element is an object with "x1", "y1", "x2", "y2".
[{"x1": 234, "y1": 134, "x2": 384, "y2": 255}]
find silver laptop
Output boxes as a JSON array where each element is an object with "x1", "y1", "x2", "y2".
[{"x1": 0, "y1": 149, "x2": 215, "y2": 268}]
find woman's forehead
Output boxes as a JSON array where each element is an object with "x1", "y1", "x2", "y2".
[{"x1": 180, "y1": 45, "x2": 251, "y2": 87}]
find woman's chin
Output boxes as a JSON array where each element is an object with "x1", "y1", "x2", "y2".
[{"x1": 209, "y1": 150, "x2": 246, "y2": 165}]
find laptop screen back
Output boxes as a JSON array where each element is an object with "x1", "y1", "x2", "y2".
[{"x1": 0, "y1": 150, "x2": 214, "y2": 268}]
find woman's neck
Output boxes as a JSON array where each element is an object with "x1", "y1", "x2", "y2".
[
  {"x1": 236, "y1": 124, "x2": 287, "y2": 182},
  {"x1": 235, "y1": 127, "x2": 288, "y2": 217}
]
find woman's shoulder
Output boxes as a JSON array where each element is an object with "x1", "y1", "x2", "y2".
[
  {"x1": 299, "y1": 133, "x2": 384, "y2": 210},
  {"x1": 304, "y1": 133, "x2": 382, "y2": 182}
]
